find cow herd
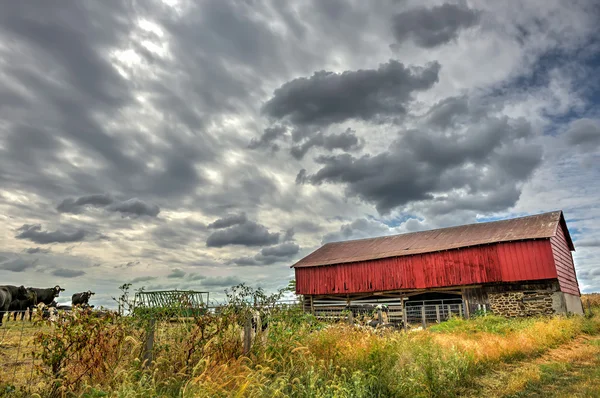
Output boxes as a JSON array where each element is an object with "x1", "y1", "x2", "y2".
[{"x1": 0, "y1": 284, "x2": 96, "y2": 326}]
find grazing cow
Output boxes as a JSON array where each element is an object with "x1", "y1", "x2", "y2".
[
  {"x1": 72, "y1": 290, "x2": 95, "y2": 307},
  {"x1": 8, "y1": 288, "x2": 37, "y2": 321},
  {"x1": 0, "y1": 285, "x2": 31, "y2": 326}
]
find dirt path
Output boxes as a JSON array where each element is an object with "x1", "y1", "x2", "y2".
[{"x1": 463, "y1": 335, "x2": 600, "y2": 397}]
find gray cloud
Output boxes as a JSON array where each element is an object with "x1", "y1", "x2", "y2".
[
  {"x1": 208, "y1": 213, "x2": 248, "y2": 229},
  {"x1": 262, "y1": 60, "x2": 441, "y2": 126},
  {"x1": 392, "y1": 3, "x2": 480, "y2": 48},
  {"x1": 299, "y1": 105, "x2": 542, "y2": 215},
  {"x1": 1, "y1": 258, "x2": 39, "y2": 272},
  {"x1": 15, "y1": 224, "x2": 86, "y2": 244},
  {"x1": 57, "y1": 194, "x2": 160, "y2": 218},
  {"x1": 167, "y1": 268, "x2": 186, "y2": 279},
  {"x1": 201, "y1": 276, "x2": 243, "y2": 287},
  {"x1": 248, "y1": 126, "x2": 287, "y2": 150},
  {"x1": 51, "y1": 268, "x2": 86, "y2": 278},
  {"x1": 290, "y1": 128, "x2": 364, "y2": 159},
  {"x1": 189, "y1": 274, "x2": 207, "y2": 281},
  {"x1": 565, "y1": 118, "x2": 600, "y2": 152},
  {"x1": 260, "y1": 242, "x2": 300, "y2": 257},
  {"x1": 206, "y1": 220, "x2": 280, "y2": 247},
  {"x1": 232, "y1": 242, "x2": 300, "y2": 266},
  {"x1": 130, "y1": 276, "x2": 158, "y2": 284},
  {"x1": 108, "y1": 198, "x2": 161, "y2": 218},
  {"x1": 25, "y1": 247, "x2": 51, "y2": 254},
  {"x1": 57, "y1": 193, "x2": 114, "y2": 214},
  {"x1": 576, "y1": 239, "x2": 600, "y2": 248},
  {"x1": 322, "y1": 218, "x2": 399, "y2": 244}
]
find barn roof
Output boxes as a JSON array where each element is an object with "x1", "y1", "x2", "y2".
[{"x1": 292, "y1": 210, "x2": 574, "y2": 268}]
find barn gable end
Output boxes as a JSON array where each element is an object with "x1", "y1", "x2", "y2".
[{"x1": 551, "y1": 216, "x2": 580, "y2": 296}]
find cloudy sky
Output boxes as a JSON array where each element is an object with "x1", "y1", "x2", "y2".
[{"x1": 1, "y1": 0, "x2": 599, "y2": 308}]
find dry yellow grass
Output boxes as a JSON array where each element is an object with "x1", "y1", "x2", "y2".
[
  {"x1": 464, "y1": 335, "x2": 600, "y2": 397},
  {"x1": 582, "y1": 293, "x2": 600, "y2": 308}
]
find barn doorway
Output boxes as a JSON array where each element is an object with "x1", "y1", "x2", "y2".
[{"x1": 404, "y1": 291, "x2": 465, "y2": 325}]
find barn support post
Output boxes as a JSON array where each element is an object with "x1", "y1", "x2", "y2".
[
  {"x1": 143, "y1": 317, "x2": 155, "y2": 368},
  {"x1": 243, "y1": 314, "x2": 253, "y2": 355},
  {"x1": 462, "y1": 289, "x2": 470, "y2": 319},
  {"x1": 310, "y1": 296, "x2": 314, "y2": 315},
  {"x1": 421, "y1": 306, "x2": 426, "y2": 329},
  {"x1": 402, "y1": 299, "x2": 408, "y2": 331},
  {"x1": 435, "y1": 305, "x2": 440, "y2": 323},
  {"x1": 447, "y1": 304, "x2": 452, "y2": 320},
  {"x1": 459, "y1": 304, "x2": 463, "y2": 318}
]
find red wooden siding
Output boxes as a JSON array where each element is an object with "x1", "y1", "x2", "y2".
[
  {"x1": 550, "y1": 224, "x2": 581, "y2": 296},
  {"x1": 295, "y1": 240, "x2": 558, "y2": 296}
]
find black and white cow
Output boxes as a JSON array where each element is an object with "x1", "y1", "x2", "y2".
[
  {"x1": 0, "y1": 285, "x2": 32, "y2": 326},
  {"x1": 72, "y1": 290, "x2": 95, "y2": 307}
]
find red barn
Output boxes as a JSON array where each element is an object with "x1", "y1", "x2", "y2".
[{"x1": 292, "y1": 210, "x2": 583, "y2": 322}]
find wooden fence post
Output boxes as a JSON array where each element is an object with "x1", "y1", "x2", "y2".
[
  {"x1": 447, "y1": 304, "x2": 452, "y2": 320},
  {"x1": 377, "y1": 309, "x2": 383, "y2": 323},
  {"x1": 435, "y1": 305, "x2": 440, "y2": 323},
  {"x1": 143, "y1": 317, "x2": 155, "y2": 368},
  {"x1": 421, "y1": 306, "x2": 427, "y2": 329},
  {"x1": 243, "y1": 315, "x2": 252, "y2": 355},
  {"x1": 459, "y1": 304, "x2": 463, "y2": 318},
  {"x1": 348, "y1": 310, "x2": 354, "y2": 325}
]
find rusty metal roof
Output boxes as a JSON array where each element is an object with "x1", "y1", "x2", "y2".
[{"x1": 292, "y1": 210, "x2": 574, "y2": 268}]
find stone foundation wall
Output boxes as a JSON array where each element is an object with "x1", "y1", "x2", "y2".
[{"x1": 488, "y1": 291, "x2": 556, "y2": 317}]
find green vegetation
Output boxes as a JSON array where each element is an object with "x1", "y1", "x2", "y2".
[{"x1": 0, "y1": 288, "x2": 598, "y2": 398}]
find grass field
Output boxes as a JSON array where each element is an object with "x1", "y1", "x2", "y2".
[{"x1": 0, "y1": 297, "x2": 599, "y2": 397}]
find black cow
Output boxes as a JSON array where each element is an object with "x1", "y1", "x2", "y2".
[
  {"x1": 72, "y1": 290, "x2": 95, "y2": 307},
  {"x1": 29, "y1": 285, "x2": 65, "y2": 306},
  {"x1": 8, "y1": 288, "x2": 37, "y2": 321},
  {"x1": 0, "y1": 285, "x2": 32, "y2": 326}
]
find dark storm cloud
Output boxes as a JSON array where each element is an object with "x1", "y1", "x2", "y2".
[
  {"x1": 299, "y1": 104, "x2": 542, "y2": 215},
  {"x1": 290, "y1": 128, "x2": 364, "y2": 159},
  {"x1": 260, "y1": 243, "x2": 300, "y2": 257},
  {"x1": 57, "y1": 194, "x2": 114, "y2": 214},
  {"x1": 130, "y1": 276, "x2": 157, "y2": 284},
  {"x1": 565, "y1": 118, "x2": 600, "y2": 152},
  {"x1": 283, "y1": 228, "x2": 295, "y2": 242},
  {"x1": 15, "y1": 224, "x2": 86, "y2": 244},
  {"x1": 232, "y1": 242, "x2": 300, "y2": 266},
  {"x1": 108, "y1": 198, "x2": 161, "y2": 218},
  {"x1": 51, "y1": 268, "x2": 86, "y2": 278},
  {"x1": 206, "y1": 220, "x2": 280, "y2": 247},
  {"x1": 262, "y1": 60, "x2": 441, "y2": 126},
  {"x1": 208, "y1": 213, "x2": 248, "y2": 229},
  {"x1": 322, "y1": 218, "x2": 398, "y2": 244},
  {"x1": 57, "y1": 194, "x2": 160, "y2": 218},
  {"x1": 392, "y1": 3, "x2": 480, "y2": 48},
  {"x1": 248, "y1": 126, "x2": 288, "y2": 150},
  {"x1": 1, "y1": 258, "x2": 38, "y2": 272},
  {"x1": 25, "y1": 247, "x2": 51, "y2": 254},
  {"x1": 425, "y1": 96, "x2": 472, "y2": 128},
  {"x1": 201, "y1": 276, "x2": 243, "y2": 287},
  {"x1": 167, "y1": 268, "x2": 186, "y2": 279}
]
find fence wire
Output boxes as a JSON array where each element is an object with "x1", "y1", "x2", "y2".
[{"x1": 0, "y1": 310, "x2": 43, "y2": 393}]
